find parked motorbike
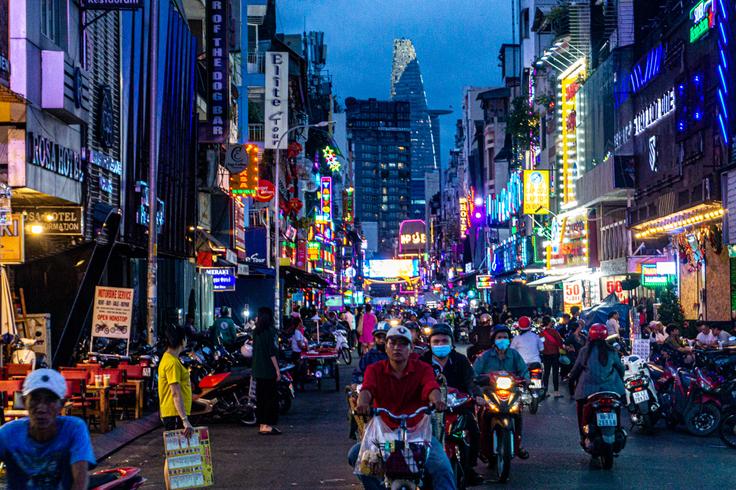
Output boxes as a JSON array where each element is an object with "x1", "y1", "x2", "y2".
[
  {"x1": 580, "y1": 391, "x2": 627, "y2": 469},
  {"x1": 652, "y1": 362, "x2": 722, "y2": 436},
  {"x1": 89, "y1": 466, "x2": 146, "y2": 489},
  {"x1": 277, "y1": 362, "x2": 296, "y2": 414},
  {"x1": 334, "y1": 329, "x2": 352, "y2": 365},
  {"x1": 476, "y1": 372, "x2": 524, "y2": 483},
  {"x1": 622, "y1": 354, "x2": 660, "y2": 431}
]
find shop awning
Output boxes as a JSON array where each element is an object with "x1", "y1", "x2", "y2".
[
  {"x1": 196, "y1": 229, "x2": 229, "y2": 253},
  {"x1": 526, "y1": 275, "x2": 568, "y2": 287},
  {"x1": 281, "y1": 266, "x2": 328, "y2": 289}
]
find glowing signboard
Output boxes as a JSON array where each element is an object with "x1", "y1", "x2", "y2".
[
  {"x1": 459, "y1": 198, "x2": 470, "y2": 236},
  {"x1": 343, "y1": 187, "x2": 354, "y2": 224},
  {"x1": 322, "y1": 146, "x2": 340, "y2": 172},
  {"x1": 558, "y1": 60, "x2": 585, "y2": 205},
  {"x1": 641, "y1": 263, "x2": 675, "y2": 287},
  {"x1": 316, "y1": 177, "x2": 332, "y2": 224},
  {"x1": 363, "y1": 259, "x2": 419, "y2": 279},
  {"x1": 476, "y1": 275, "x2": 493, "y2": 289},
  {"x1": 523, "y1": 170, "x2": 550, "y2": 215},
  {"x1": 546, "y1": 212, "x2": 589, "y2": 270},
  {"x1": 489, "y1": 172, "x2": 523, "y2": 224},
  {"x1": 229, "y1": 144, "x2": 260, "y2": 196},
  {"x1": 398, "y1": 219, "x2": 427, "y2": 255},
  {"x1": 690, "y1": 0, "x2": 715, "y2": 43},
  {"x1": 563, "y1": 280, "x2": 583, "y2": 313}
]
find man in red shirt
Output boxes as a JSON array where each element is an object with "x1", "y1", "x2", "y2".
[{"x1": 349, "y1": 326, "x2": 456, "y2": 489}]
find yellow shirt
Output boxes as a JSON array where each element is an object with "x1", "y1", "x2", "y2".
[{"x1": 158, "y1": 351, "x2": 192, "y2": 418}]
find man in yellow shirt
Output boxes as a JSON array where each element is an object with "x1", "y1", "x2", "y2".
[{"x1": 158, "y1": 325, "x2": 194, "y2": 437}]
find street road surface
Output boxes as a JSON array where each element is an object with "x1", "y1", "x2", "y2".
[{"x1": 100, "y1": 360, "x2": 734, "y2": 489}]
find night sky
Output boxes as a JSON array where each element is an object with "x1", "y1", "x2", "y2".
[{"x1": 277, "y1": 0, "x2": 513, "y2": 169}]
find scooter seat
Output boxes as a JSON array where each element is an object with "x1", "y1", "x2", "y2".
[{"x1": 88, "y1": 473, "x2": 118, "y2": 488}]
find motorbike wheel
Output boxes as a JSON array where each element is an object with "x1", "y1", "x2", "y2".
[
  {"x1": 451, "y1": 445, "x2": 468, "y2": 490},
  {"x1": 600, "y1": 446, "x2": 614, "y2": 470},
  {"x1": 278, "y1": 392, "x2": 292, "y2": 414},
  {"x1": 239, "y1": 410, "x2": 257, "y2": 426},
  {"x1": 718, "y1": 411, "x2": 736, "y2": 449},
  {"x1": 340, "y1": 347, "x2": 352, "y2": 365},
  {"x1": 529, "y1": 397, "x2": 539, "y2": 415},
  {"x1": 490, "y1": 426, "x2": 511, "y2": 483},
  {"x1": 685, "y1": 403, "x2": 721, "y2": 436}
]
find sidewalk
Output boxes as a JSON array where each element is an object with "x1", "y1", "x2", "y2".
[{"x1": 92, "y1": 412, "x2": 161, "y2": 460}]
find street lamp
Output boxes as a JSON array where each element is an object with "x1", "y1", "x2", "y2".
[{"x1": 273, "y1": 121, "x2": 335, "y2": 330}]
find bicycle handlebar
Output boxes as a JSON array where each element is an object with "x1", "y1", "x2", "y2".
[{"x1": 369, "y1": 405, "x2": 434, "y2": 420}]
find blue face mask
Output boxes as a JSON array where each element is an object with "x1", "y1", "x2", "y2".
[
  {"x1": 431, "y1": 345, "x2": 452, "y2": 358},
  {"x1": 495, "y1": 338, "x2": 511, "y2": 351}
]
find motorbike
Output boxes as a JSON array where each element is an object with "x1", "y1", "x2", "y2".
[
  {"x1": 526, "y1": 363, "x2": 544, "y2": 415},
  {"x1": 334, "y1": 329, "x2": 352, "y2": 365},
  {"x1": 277, "y1": 362, "x2": 296, "y2": 414},
  {"x1": 89, "y1": 466, "x2": 146, "y2": 489},
  {"x1": 476, "y1": 372, "x2": 524, "y2": 483},
  {"x1": 355, "y1": 406, "x2": 434, "y2": 490},
  {"x1": 622, "y1": 354, "x2": 660, "y2": 431},
  {"x1": 652, "y1": 362, "x2": 722, "y2": 436},
  {"x1": 580, "y1": 391, "x2": 627, "y2": 469},
  {"x1": 438, "y1": 390, "x2": 474, "y2": 490}
]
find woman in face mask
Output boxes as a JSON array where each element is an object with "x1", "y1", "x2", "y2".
[{"x1": 472, "y1": 325, "x2": 530, "y2": 382}]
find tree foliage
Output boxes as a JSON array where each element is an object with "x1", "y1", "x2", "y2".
[{"x1": 658, "y1": 284, "x2": 685, "y2": 327}]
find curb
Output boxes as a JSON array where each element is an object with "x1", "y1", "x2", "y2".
[{"x1": 93, "y1": 412, "x2": 162, "y2": 460}]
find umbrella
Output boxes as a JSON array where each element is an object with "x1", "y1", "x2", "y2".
[{"x1": 0, "y1": 265, "x2": 17, "y2": 368}]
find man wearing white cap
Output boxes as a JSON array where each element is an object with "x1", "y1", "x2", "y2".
[
  {"x1": 0, "y1": 368, "x2": 95, "y2": 490},
  {"x1": 348, "y1": 325, "x2": 456, "y2": 489}
]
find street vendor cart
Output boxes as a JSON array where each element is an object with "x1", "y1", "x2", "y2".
[{"x1": 301, "y1": 346, "x2": 340, "y2": 391}]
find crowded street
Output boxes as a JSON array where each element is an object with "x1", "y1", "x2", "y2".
[
  {"x1": 2, "y1": 0, "x2": 736, "y2": 489},
  {"x1": 99, "y1": 359, "x2": 735, "y2": 489}
]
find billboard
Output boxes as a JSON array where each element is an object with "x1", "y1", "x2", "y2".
[
  {"x1": 477, "y1": 275, "x2": 493, "y2": 289},
  {"x1": 398, "y1": 219, "x2": 427, "y2": 255},
  {"x1": 265, "y1": 52, "x2": 289, "y2": 149},
  {"x1": 202, "y1": 0, "x2": 229, "y2": 143},
  {"x1": 364, "y1": 259, "x2": 419, "y2": 279},
  {"x1": 523, "y1": 170, "x2": 550, "y2": 215}
]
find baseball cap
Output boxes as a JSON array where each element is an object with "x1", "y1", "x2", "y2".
[
  {"x1": 22, "y1": 369, "x2": 67, "y2": 399},
  {"x1": 386, "y1": 325, "x2": 413, "y2": 344},
  {"x1": 518, "y1": 316, "x2": 532, "y2": 331}
]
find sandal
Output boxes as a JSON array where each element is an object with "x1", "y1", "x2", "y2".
[{"x1": 259, "y1": 427, "x2": 282, "y2": 435}]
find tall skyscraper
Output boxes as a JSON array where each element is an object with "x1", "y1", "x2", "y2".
[
  {"x1": 390, "y1": 39, "x2": 438, "y2": 220},
  {"x1": 345, "y1": 97, "x2": 412, "y2": 257}
]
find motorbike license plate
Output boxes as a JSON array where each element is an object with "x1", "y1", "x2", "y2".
[
  {"x1": 596, "y1": 412, "x2": 617, "y2": 427},
  {"x1": 632, "y1": 390, "x2": 649, "y2": 404},
  {"x1": 142, "y1": 367, "x2": 151, "y2": 377},
  {"x1": 531, "y1": 379, "x2": 542, "y2": 389}
]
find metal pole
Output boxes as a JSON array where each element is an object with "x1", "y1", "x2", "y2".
[
  {"x1": 146, "y1": 0, "x2": 159, "y2": 345},
  {"x1": 274, "y1": 145, "x2": 281, "y2": 329}
]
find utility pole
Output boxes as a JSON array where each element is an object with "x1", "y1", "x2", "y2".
[{"x1": 146, "y1": 0, "x2": 159, "y2": 345}]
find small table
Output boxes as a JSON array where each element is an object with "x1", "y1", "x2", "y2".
[
  {"x1": 86, "y1": 385, "x2": 111, "y2": 432},
  {"x1": 122, "y1": 379, "x2": 145, "y2": 419}
]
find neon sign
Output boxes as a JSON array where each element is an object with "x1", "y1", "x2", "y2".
[
  {"x1": 558, "y1": 59, "x2": 585, "y2": 205},
  {"x1": 488, "y1": 171, "x2": 522, "y2": 224},
  {"x1": 229, "y1": 144, "x2": 260, "y2": 196},
  {"x1": 459, "y1": 198, "x2": 470, "y2": 235},
  {"x1": 690, "y1": 0, "x2": 715, "y2": 43},
  {"x1": 322, "y1": 146, "x2": 340, "y2": 172},
  {"x1": 315, "y1": 177, "x2": 332, "y2": 224}
]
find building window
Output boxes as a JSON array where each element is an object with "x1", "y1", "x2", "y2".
[{"x1": 41, "y1": 0, "x2": 61, "y2": 45}]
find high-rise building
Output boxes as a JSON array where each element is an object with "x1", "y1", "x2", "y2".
[
  {"x1": 345, "y1": 98, "x2": 412, "y2": 257},
  {"x1": 390, "y1": 39, "x2": 439, "y2": 220}
]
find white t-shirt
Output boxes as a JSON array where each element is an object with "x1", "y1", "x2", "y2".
[
  {"x1": 606, "y1": 319, "x2": 620, "y2": 336},
  {"x1": 510, "y1": 331, "x2": 544, "y2": 364},
  {"x1": 344, "y1": 311, "x2": 355, "y2": 331},
  {"x1": 291, "y1": 329, "x2": 306, "y2": 353},
  {"x1": 696, "y1": 331, "x2": 716, "y2": 347}
]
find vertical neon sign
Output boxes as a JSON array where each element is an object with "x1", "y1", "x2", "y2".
[
  {"x1": 317, "y1": 176, "x2": 332, "y2": 224},
  {"x1": 715, "y1": 0, "x2": 731, "y2": 146},
  {"x1": 558, "y1": 59, "x2": 586, "y2": 207}
]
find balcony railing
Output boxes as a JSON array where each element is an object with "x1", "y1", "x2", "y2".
[
  {"x1": 247, "y1": 51, "x2": 265, "y2": 74},
  {"x1": 248, "y1": 123, "x2": 264, "y2": 142}
]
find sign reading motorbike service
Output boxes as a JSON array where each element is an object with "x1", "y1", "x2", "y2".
[
  {"x1": 265, "y1": 52, "x2": 289, "y2": 149},
  {"x1": 202, "y1": 267, "x2": 236, "y2": 292},
  {"x1": 202, "y1": 0, "x2": 229, "y2": 143},
  {"x1": 91, "y1": 286, "x2": 134, "y2": 340},
  {"x1": 26, "y1": 132, "x2": 83, "y2": 182},
  {"x1": 18, "y1": 207, "x2": 83, "y2": 235}
]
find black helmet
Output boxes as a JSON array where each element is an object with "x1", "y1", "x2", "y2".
[
  {"x1": 404, "y1": 321, "x2": 420, "y2": 331},
  {"x1": 428, "y1": 323, "x2": 453, "y2": 339},
  {"x1": 490, "y1": 324, "x2": 511, "y2": 341},
  {"x1": 220, "y1": 306, "x2": 231, "y2": 317}
]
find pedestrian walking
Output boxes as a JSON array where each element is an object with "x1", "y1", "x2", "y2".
[
  {"x1": 540, "y1": 316, "x2": 564, "y2": 398},
  {"x1": 158, "y1": 324, "x2": 194, "y2": 436},
  {"x1": 252, "y1": 307, "x2": 282, "y2": 435},
  {"x1": 564, "y1": 320, "x2": 587, "y2": 398},
  {"x1": 359, "y1": 304, "x2": 377, "y2": 353}
]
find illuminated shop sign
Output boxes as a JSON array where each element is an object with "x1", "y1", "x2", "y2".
[
  {"x1": 343, "y1": 187, "x2": 354, "y2": 225},
  {"x1": 363, "y1": 259, "x2": 419, "y2": 279},
  {"x1": 690, "y1": 0, "x2": 715, "y2": 43},
  {"x1": 202, "y1": 267, "x2": 236, "y2": 292},
  {"x1": 558, "y1": 60, "x2": 585, "y2": 205},
  {"x1": 641, "y1": 263, "x2": 675, "y2": 287},
  {"x1": 476, "y1": 275, "x2": 493, "y2": 289},
  {"x1": 323, "y1": 146, "x2": 340, "y2": 172},
  {"x1": 491, "y1": 235, "x2": 542, "y2": 276},
  {"x1": 523, "y1": 170, "x2": 549, "y2": 215},
  {"x1": 459, "y1": 198, "x2": 470, "y2": 236},
  {"x1": 316, "y1": 177, "x2": 332, "y2": 224},
  {"x1": 398, "y1": 219, "x2": 427, "y2": 255},
  {"x1": 614, "y1": 88, "x2": 676, "y2": 148},
  {"x1": 488, "y1": 171, "x2": 522, "y2": 224},
  {"x1": 546, "y1": 213, "x2": 588, "y2": 270}
]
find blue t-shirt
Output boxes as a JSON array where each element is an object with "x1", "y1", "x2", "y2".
[{"x1": 0, "y1": 416, "x2": 96, "y2": 490}]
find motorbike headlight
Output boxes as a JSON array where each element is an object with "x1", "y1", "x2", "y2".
[{"x1": 496, "y1": 376, "x2": 513, "y2": 390}]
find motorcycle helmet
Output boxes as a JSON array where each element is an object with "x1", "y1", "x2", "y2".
[
  {"x1": 479, "y1": 313, "x2": 492, "y2": 326},
  {"x1": 518, "y1": 316, "x2": 532, "y2": 331},
  {"x1": 373, "y1": 321, "x2": 390, "y2": 336},
  {"x1": 220, "y1": 306, "x2": 231, "y2": 317},
  {"x1": 588, "y1": 323, "x2": 608, "y2": 341},
  {"x1": 404, "y1": 321, "x2": 420, "y2": 331},
  {"x1": 427, "y1": 323, "x2": 453, "y2": 339}
]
